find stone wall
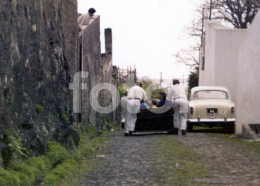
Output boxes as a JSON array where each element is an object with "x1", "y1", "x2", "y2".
[
  {"x1": 79, "y1": 19, "x2": 118, "y2": 130},
  {"x1": 80, "y1": 16, "x2": 102, "y2": 128},
  {"x1": 0, "y1": 0, "x2": 79, "y2": 162},
  {"x1": 101, "y1": 29, "x2": 119, "y2": 123}
]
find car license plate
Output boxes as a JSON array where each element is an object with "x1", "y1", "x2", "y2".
[{"x1": 207, "y1": 108, "x2": 217, "y2": 116}]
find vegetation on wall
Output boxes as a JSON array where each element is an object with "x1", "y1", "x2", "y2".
[
  {"x1": 0, "y1": 121, "x2": 119, "y2": 186},
  {"x1": 1, "y1": 129, "x2": 29, "y2": 168}
]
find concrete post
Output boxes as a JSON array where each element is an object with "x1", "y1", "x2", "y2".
[{"x1": 105, "y1": 28, "x2": 112, "y2": 55}]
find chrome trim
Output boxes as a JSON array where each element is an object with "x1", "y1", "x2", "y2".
[{"x1": 188, "y1": 118, "x2": 236, "y2": 122}]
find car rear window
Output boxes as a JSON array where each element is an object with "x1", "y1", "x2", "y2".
[{"x1": 193, "y1": 90, "x2": 228, "y2": 100}]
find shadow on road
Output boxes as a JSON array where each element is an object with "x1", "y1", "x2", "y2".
[
  {"x1": 190, "y1": 128, "x2": 233, "y2": 134},
  {"x1": 130, "y1": 132, "x2": 171, "y2": 137}
]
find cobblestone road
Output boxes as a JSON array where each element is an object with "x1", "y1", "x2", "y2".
[
  {"x1": 178, "y1": 133, "x2": 260, "y2": 185},
  {"x1": 80, "y1": 131, "x2": 260, "y2": 186}
]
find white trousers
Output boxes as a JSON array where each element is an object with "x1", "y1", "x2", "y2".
[
  {"x1": 173, "y1": 99, "x2": 188, "y2": 130},
  {"x1": 121, "y1": 109, "x2": 126, "y2": 123},
  {"x1": 125, "y1": 99, "x2": 141, "y2": 133}
]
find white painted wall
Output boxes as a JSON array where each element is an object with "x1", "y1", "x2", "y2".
[
  {"x1": 214, "y1": 29, "x2": 247, "y2": 104},
  {"x1": 202, "y1": 21, "x2": 247, "y2": 102},
  {"x1": 203, "y1": 21, "x2": 219, "y2": 86},
  {"x1": 200, "y1": 20, "x2": 250, "y2": 133},
  {"x1": 236, "y1": 12, "x2": 260, "y2": 131}
]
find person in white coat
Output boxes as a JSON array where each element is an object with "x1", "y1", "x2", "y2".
[
  {"x1": 77, "y1": 8, "x2": 96, "y2": 26},
  {"x1": 120, "y1": 91, "x2": 128, "y2": 129},
  {"x1": 125, "y1": 83, "x2": 149, "y2": 136},
  {"x1": 167, "y1": 79, "x2": 189, "y2": 135}
]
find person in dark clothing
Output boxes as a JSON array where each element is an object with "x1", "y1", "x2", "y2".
[
  {"x1": 152, "y1": 92, "x2": 166, "y2": 107},
  {"x1": 158, "y1": 92, "x2": 166, "y2": 107}
]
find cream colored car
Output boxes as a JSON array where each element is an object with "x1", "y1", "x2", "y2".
[{"x1": 187, "y1": 86, "x2": 236, "y2": 133}]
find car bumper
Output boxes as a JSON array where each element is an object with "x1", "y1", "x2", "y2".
[{"x1": 188, "y1": 118, "x2": 236, "y2": 123}]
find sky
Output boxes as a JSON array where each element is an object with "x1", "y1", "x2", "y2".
[{"x1": 77, "y1": 0, "x2": 201, "y2": 81}]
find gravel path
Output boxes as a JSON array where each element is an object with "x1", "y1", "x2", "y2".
[
  {"x1": 80, "y1": 132, "x2": 167, "y2": 186},
  {"x1": 177, "y1": 133, "x2": 260, "y2": 185},
  {"x1": 80, "y1": 131, "x2": 260, "y2": 186}
]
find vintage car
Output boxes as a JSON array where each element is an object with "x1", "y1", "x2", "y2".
[
  {"x1": 134, "y1": 101, "x2": 175, "y2": 134},
  {"x1": 187, "y1": 86, "x2": 236, "y2": 133}
]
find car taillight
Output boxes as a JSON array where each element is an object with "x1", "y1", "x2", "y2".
[
  {"x1": 190, "y1": 107, "x2": 194, "y2": 115},
  {"x1": 231, "y1": 107, "x2": 235, "y2": 114}
]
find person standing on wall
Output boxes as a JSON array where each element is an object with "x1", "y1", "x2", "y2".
[
  {"x1": 120, "y1": 91, "x2": 128, "y2": 129},
  {"x1": 77, "y1": 8, "x2": 96, "y2": 26},
  {"x1": 167, "y1": 79, "x2": 189, "y2": 135},
  {"x1": 125, "y1": 82, "x2": 149, "y2": 136}
]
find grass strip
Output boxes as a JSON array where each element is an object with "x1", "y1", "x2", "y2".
[
  {"x1": 153, "y1": 137, "x2": 209, "y2": 185},
  {"x1": 212, "y1": 133, "x2": 260, "y2": 154}
]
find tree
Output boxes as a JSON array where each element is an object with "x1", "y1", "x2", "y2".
[
  {"x1": 213, "y1": 0, "x2": 260, "y2": 29},
  {"x1": 174, "y1": 45, "x2": 200, "y2": 67},
  {"x1": 188, "y1": 67, "x2": 199, "y2": 97},
  {"x1": 174, "y1": 1, "x2": 210, "y2": 68},
  {"x1": 174, "y1": 0, "x2": 260, "y2": 67}
]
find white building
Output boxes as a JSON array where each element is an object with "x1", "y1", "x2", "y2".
[{"x1": 199, "y1": 11, "x2": 260, "y2": 135}]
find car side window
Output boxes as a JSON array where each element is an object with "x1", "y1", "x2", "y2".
[{"x1": 193, "y1": 92, "x2": 198, "y2": 100}]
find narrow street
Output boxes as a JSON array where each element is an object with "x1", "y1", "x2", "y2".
[{"x1": 79, "y1": 131, "x2": 260, "y2": 186}]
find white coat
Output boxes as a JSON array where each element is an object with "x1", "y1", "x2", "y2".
[
  {"x1": 120, "y1": 96, "x2": 128, "y2": 123},
  {"x1": 77, "y1": 13, "x2": 93, "y2": 26},
  {"x1": 125, "y1": 85, "x2": 148, "y2": 133},
  {"x1": 167, "y1": 84, "x2": 189, "y2": 130}
]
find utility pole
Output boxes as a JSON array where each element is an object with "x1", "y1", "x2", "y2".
[
  {"x1": 159, "y1": 72, "x2": 163, "y2": 88},
  {"x1": 209, "y1": 0, "x2": 212, "y2": 20},
  {"x1": 201, "y1": 8, "x2": 205, "y2": 47},
  {"x1": 134, "y1": 66, "x2": 137, "y2": 83}
]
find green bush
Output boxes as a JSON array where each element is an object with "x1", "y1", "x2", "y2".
[
  {"x1": 77, "y1": 136, "x2": 95, "y2": 157},
  {"x1": 46, "y1": 141, "x2": 68, "y2": 166},
  {"x1": 17, "y1": 172, "x2": 31, "y2": 186},
  {"x1": 7, "y1": 161, "x2": 35, "y2": 185},
  {"x1": 42, "y1": 174, "x2": 61, "y2": 186},
  {"x1": 0, "y1": 169, "x2": 21, "y2": 186},
  {"x1": 151, "y1": 88, "x2": 167, "y2": 99},
  {"x1": 0, "y1": 126, "x2": 111, "y2": 186},
  {"x1": 84, "y1": 125, "x2": 98, "y2": 139},
  {"x1": 25, "y1": 156, "x2": 50, "y2": 181},
  {"x1": 42, "y1": 159, "x2": 78, "y2": 186},
  {"x1": 2, "y1": 129, "x2": 28, "y2": 167},
  {"x1": 118, "y1": 84, "x2": 125, "y2": 98},
  {"x1": 91, "y1": 137, "x2": 102, "y2": 149},
  {"x1": 107, "y1": 122, "x2": 120, "y2": 131},
  {"x1": 0, "y1": 156, "x2": 52, "y2": 186},
  {"x1": 51, "y1": 159, "x2": 78, "y2": 179},
  {"x1": 70, "y1": 152, "x2": 84, "y2": 163},
  {"x1": 36, "y1": 104, "x2": 44, "y2": 113},
  {"x1": 62, "y1": 115, "x2": 70, "y2": 124}
]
